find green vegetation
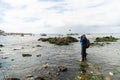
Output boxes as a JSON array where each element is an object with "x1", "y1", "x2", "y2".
[
  {"x1": 38, "y1": 37, "x2": 78, "y2": 45},
  {"x1": 94, "y1": 36, "x2": 118, "y2": 42},
  {"x1": 76, "y1": 62, "x2": 105, "y2": 80},
  {"x1": 67, "y1": 33, "x2": 79, "y2": 36}
]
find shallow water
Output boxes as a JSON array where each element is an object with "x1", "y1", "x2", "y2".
[{"x1": 0, "y1": 34, "x2": 120, "y2": 80}]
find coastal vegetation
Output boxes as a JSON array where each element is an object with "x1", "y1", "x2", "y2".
[
  {"x1": 90, "y1": 42, "x2": 110, "y2": 47},
  {"x1": 67, "y1": 33, "x2": 79, "y2": 36},
  {"x1": 90, "y1": 36, "x2": 118, "y2": 47},
  {"x1": 94, "y1": 36, "x2": 118, "y2": 42},
  {"x1": 77, "y1": 62, "x2": 105, "y2": 80},
  {"x1": 38, "y1": 36, "x2": 78, "y2": 45}
]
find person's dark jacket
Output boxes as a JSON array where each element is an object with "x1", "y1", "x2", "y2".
[{"x1": 80, "y1": 37, "x2": 87, "y2": 48}]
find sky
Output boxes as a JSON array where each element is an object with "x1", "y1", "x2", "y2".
[{"x1": 0, "y1": 0, "x2": 120, "y2": 34}]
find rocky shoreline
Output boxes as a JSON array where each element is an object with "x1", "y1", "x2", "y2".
[{"x1": 0, "y1": 35, "x2": 120, "y2": 80}]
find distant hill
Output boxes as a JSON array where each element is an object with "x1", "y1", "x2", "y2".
[{"x1": 0, "y1": 30, "x2": 5, "y2": 35}]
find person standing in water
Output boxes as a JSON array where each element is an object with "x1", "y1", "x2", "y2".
[{"x1": 80, "y1": 34, "x2": 87, "y2": 62}]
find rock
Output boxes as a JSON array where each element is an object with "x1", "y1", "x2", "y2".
[
  {"x1": 41, "y1": 34, "x2": 47, "y2": 36},
  {"x1": 109, "y1": 72, "x2": 114, "y2": 76},
  {"x1": 36, "y1": 54, "x2": 41, "y2": 57},
  {"x1": 0, "y1": 44, "x2": 4, "y2": 47},
  {"x1": 0, "y1": 63, "x2": 2, "y2": 68},
  {"x1": 5, "y1": 78, "x2": 20, "y2": 80},
  {"x1": 34, "y1": 75, "x2": 51, "y2": 80},
  {"x1": 21, "y1": 47, "x2": 24, "y2": 49},
  {"x1": 13, "y1": 49, "x2": 19, "y2": 50},
  {"x1": 38, "y1": 37, "x2": 78, "y2": 45},
  {"x1": 11, "y1": 59, "x2": 14, "y2": 61},
  {"x1": 105, "y1": 76, "x2": 111, "y2": 80},
  {"x1": 0, "y1": 49, "x2": 1, "y2": 51},
  {"x1": 42, "y1": 63, "x2": 49, "y2": 68},
  {"x1": 25, "y1": 74, "x2": 33, "y2": 78},
  {"x1": 58, "y1": 65, "x2": 67, "y2": 72},
  {"x1": 32, "y1": 46, "x2": 35, "y2": 48},
  {"x1": 36, "y1": 45, "x2": 41, "y2": 47},
  {"x1": 22, "y1": 54, "x2": 32, "y2": 57},
  {"x1": 2, "y1": 56, "x2": 8, "y2": 59}
]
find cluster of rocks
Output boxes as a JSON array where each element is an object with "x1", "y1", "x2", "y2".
[
  {"x1": 0, "y1": 44, "x2": 4, "y2": 47},
  {"x1": 5, "y1": 65, "x2": 68, "y2": 80},
  {"x1": 38, "y1": 37, "x2": 78, "y2": 45},
  {"x1": 94, "y1": 36, "x2": 119, "y2": 42}
]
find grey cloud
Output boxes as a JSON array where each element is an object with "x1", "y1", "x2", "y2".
[
  {"x1": 38, "y1": 0, "x2": 64, "y2": 2},
  {"x1": 23, "y1": 17, "x2": 40, "y2": 22}
]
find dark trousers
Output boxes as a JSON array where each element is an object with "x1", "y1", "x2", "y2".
[{"x1": 81, "y1": 47, "x2": 86, "y2": 61}]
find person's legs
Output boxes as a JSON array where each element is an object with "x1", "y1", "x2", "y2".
[
  {"x1": 84, "y1": 48, "x2": 87, "y2": 61},
  {"x1": 81, "y1": 47, "x2": 85, "y2": 61}
]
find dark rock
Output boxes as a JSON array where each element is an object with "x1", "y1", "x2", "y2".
[
  {"x1": 38, "y1": 38, "x2": 49, "y2": 42},
  {"x1": 21, "y1": 47, "x2": 24, "y2": 49},
  {"x1": 38, "y1": 37, "x2": 78, "y2": 45},
  {"x1": 11, "y1": 59, "x2": 14, "y2": 61},
  {"x1": 32, "y1": 46, "x2": 35, "y2": 48},
  {"x1": 13, "y1": 49, "x2": 19, "y2": 50},
  {"x1": 36, "y1": 54, "x2": 41, "y2": 57},
  {"x1": 34, "y1": 75, "x2": 51, "y2": 80},
  {"x1": 58, "y1": 65, "x2": 67, "y2": 72},
  {"x1": 0, "y1": 63, "x2": 2, "y2": 68},
  {"x1": 36, "y1": 45, "x2": 41, "y2": 47},
  {"x1": 41, "y1": 34, "x2": 47, "y2": 36},
  {"x1": 5, "y1": 78, "x2": 20, "y2": 80},
  {"x1": 22, "y1": 54, "x2": 32, "y2": 57},
  {"x1": 2, "y1": 56, "x2": 8, "y2": 59},
  {"x1": 0, "y1": 44, "x2": 4, "y2": 47}
]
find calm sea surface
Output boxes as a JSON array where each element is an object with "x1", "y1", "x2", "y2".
[{"x1": 0, "y1": 34, "x2": 120, "y2": 80}]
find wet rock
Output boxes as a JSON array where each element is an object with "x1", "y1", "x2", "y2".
[
  {"x1": 36, "y1": 45, "x2": 41, "y2": 47},
  {"x1": 105, "y1": 76, "x2": 111, "y2": 80},
  {"x1": 2, "y1": 56, "x2": 8, "y2": 59},
  {"x1": 0, "y1": 63, "x2": 2, "y2": 68},
  {"x1": 25, "y1": 74, "x2": 33, "y2": 78},
  {"x1": 38, "y1": 37, "x2": 78, "y2": 45},
  {"x1": 36, "y1": 54, "x2": 41, "y2": 57},
  {"x1": 11, "y1": 59, "x2": 14, "y2": 61},
  {"x1": 0, "y1": 44, "x2": 4, "y2": 47},
  {"x1": 13, "y1": 49, "x2": 19, "y2": 50},
  {"x1": 95, "y1": 36, "x2": 118, "y2": 42},
  {"x1": 32, "y1": 46, "x2": 35, "y2": 48},
  {"x1": 58, "y1": 65, "x2": 67, "y2": 72},
  {"x1": 42, "y1": 63, "x2": 49, "y2": 68},
  {"x1": 41, "y1": 34, "x2": 47, "y2": 36},
  {"x1": 21, "y1": 47, "x2": 24, "y2": 49},
  {"x1": 5, "y1": 78, "x2": 20, "y2": 80},
  {"x1": 22, "y1": 54, "x2": 32, "y2": 57},
  {"x1": 34, "y1": 75, "x2": 51, "y2": 80},
  {"x1": 38, "y1": 38, "x2": 49, "y2": 42}
]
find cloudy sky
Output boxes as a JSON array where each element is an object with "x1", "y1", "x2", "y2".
[{"x1": 0, "y1": 0, "x2": 120, "y2": 34}]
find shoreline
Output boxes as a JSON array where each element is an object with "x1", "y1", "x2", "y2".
[{"x1": 0, "y1": 35, "x2": 120, "y2": 80}]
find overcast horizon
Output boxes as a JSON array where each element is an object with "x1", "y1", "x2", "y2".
[{"x1": 0, "y1": 0, "x2": 120, "y2": 34}]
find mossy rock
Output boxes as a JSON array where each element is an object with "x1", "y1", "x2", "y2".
[
  {"x1": 94, "y1": 36, "x2": 118, "y2": 42},
  {"x1": 38, "y1": 37, "x2": 78, "y2": 45}
]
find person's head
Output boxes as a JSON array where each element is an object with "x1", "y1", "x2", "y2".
[{"x1": 81, "y1": 34, "x2": 86, "y2": 38}]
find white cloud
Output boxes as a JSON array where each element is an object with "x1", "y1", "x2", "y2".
[{"x1": 0, "y1": 0, "x2": 120, "y2": 33}]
